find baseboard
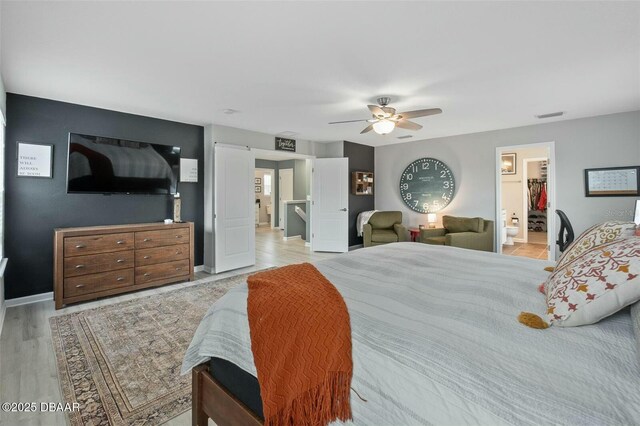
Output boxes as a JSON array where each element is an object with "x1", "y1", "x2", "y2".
[
  {"x1": 304, "y1": 242, "x2": 310, "y2": 247},
  {"x1": 5, "y1": 291, "x2": 54, "y2": 308},
  {"x1": 258, "y1": 222, "x2": 269, "y2": 226},
  {"x1": 349, "y1": 244, "x2": 363, "y2": 251},
  {"x1": 194, "y1": 265, "x2": 205, "y2": 273},
  {"x1": 282, "y1": 235, "x2": 302, "y2": 241},
  {"x1": 513, "y1": 238, "x2": 526, "y2": 243}
]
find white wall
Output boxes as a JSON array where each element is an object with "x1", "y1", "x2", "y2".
[
  {"x1": 500, "y1": 146, "x2": 548, "y2": 240},
  {"x1": 376, "y1": 111, "x2": 640, "y2": 239}
]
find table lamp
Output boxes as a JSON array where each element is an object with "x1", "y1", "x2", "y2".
[{"x1": 427, "y1": 213, "x2": 437, "y2": 228}]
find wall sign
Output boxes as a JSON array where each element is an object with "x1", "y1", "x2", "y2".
[
  {"x1": 275, "y1": 137, "x2": 296, "y2": 152},
  {"x1": 180, "y1": 158, "x2": 198, "y2": 183},
  {"x1": 399, "y1": 158, "x2": 455, "y2": 213},
  {"x1": 584, "y1": 166, "x2": 639, "y2": 197},
  {"x1": 17, "y1": 142, "x2": 53, "y2": 178}
]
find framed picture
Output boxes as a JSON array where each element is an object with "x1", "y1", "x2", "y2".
[
  {"x1": 17, "y1": 142, "x2": 53, "y2": 178},
  {"x1": 584, "y1": 166, "x2": 640, "y2": 197},
  {"x1": 255, "y1": 186, "x2": 261, "y2": 193},
  {"x1": 254, "y1": 177, "x2": 261, "y2": 185},
  {"x1": 501, "y1": 153, "x2": 516, "y2": 175}
]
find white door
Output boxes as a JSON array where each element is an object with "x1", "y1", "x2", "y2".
[
  {"x1": 214, "y1": 145, "x2": 255, "y2": 273},
  {"x1": 279, "y1": 168, "x2": 293, "y2": 229},
  {"x1": 311, "y1": 158, "x2": 348, "y2": 252}
]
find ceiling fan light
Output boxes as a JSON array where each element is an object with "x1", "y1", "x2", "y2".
[{"x1": 372, "y1": 119, "x2": 395, "y2": 135}]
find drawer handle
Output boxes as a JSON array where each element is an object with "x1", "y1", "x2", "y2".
[
  {"x1": 176, "y1": 267, "x2": 182, "y2": 271},
  {"x1": 75, "y1": 284, "x2": 85, "y2": 288},
  {"x1": 144, "y1": 273, "x2": 151, "y2": 277},
  {"x1": 116, "y1": 259, "x2": 125, "y2": 263},
  {"x1": 176, "y1": 235, "x2": 183, "y2": 238},
  {"x1": 116, "y1": 240, "x2": 126, "y2": 245},
  {"x1": 143, "y1": 238, "x2": 152, "y2": 242},
  {"x1": 75, "y1": 264, "x2": 85, "y2": 269},
  {"x1": 75, "y1": 244, "x2": 86, "y2": 249},
  {"x1": 176, "y1": 251, "x2": 182, "y2": 255},
  {"x1": 143, "y1": 255, "x2": 151, "y2": 259},
  {"x1": 116, "y1": 277, "x2": 125, "y2": 282}
]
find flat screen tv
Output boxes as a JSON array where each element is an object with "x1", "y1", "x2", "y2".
[{"x1": 67, "y1": 133, "x2": 181, "y2": 195}]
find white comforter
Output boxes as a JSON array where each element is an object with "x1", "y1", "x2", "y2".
[{"x1": 182, "y1": 243, "x2": 640, "y2": 425}]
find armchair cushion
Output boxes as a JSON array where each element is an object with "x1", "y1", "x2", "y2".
[
  {"x1": 423, "y1": 236, "x2": 446, "y2": 245},
  {"x1": 371, "y1": 229, "x2": 400, "y2": 244},
  {"x1": 443, "y1": 216, "x2": 484, "y2": 233}
]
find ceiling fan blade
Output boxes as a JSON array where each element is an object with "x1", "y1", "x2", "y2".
[
  {"x1": 328, "y1": 119, "x2": 371, "y2": 124},
  {"x1": 381, "y1": 106, "x2": 396, "y2": 116},
  {"x1": 398, "y1": 108, "x2": 443, "y2": 119},
  {"x1": 396, "y1": 120, "x2": 423, "y2": 131},
  {"x1": 367, "y1": 105, "x2": 386, "y2": 117},
  {"x1": 360, "y1": 124, "x2": 374, "y2": 134}
]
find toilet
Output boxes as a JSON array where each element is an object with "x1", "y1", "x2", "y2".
[{"x1": 501, "y1": 210, "x2": 519, "y2": 246}]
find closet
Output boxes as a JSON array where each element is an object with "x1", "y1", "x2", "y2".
[{"x1": 527, "y1": 161, "x2": 547, "y2": 236}]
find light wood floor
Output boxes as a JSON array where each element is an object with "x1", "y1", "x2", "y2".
[
  {"x1": 502, "y1": 242, "x2": 549, "y2": 259},
  {"x1": 0, "y1": 227, "x2": 336, "y2": 426}
]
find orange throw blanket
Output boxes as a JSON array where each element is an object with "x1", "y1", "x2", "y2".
[{"x1": 247, "y1": 263, "x2": 353, "y2": 426}]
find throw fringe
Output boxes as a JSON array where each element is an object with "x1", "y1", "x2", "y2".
[{"x1": 265, "y1": 372, "x2": 352, "y2": 426}]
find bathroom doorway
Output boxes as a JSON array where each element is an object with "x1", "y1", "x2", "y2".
[{"x1": 495, "y1": 142, "x2": 556, "y2": 261}]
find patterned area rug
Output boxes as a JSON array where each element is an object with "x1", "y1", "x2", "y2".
[{"x1": 50, "y1": 272, "x2": 255, "y2": 426}]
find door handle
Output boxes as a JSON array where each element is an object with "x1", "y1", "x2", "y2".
[{"x1": 339, "y1": 208, "x2": 348, "y2": 211}]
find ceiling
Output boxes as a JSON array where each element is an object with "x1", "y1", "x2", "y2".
[{"x1": 2, "y1": 1, "x2": 639, "y2": 147}]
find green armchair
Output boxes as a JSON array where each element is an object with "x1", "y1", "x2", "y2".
[
  {"x1": 419, "y1": 215, "x2": 494, "y2": 252},
  {"x1": 363, "y1": 211, "x2": 408, "y2": 247}
]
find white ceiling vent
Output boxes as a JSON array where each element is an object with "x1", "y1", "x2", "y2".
[{"x1": 535, "y1": 111, "x2": 564, "y2": 119}]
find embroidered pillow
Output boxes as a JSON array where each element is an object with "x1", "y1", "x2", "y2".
[
  {"x1": 545, "y1": 237, "x2": 640, "y2": 327},
  {"x1": 556, "y1": 221, "x2": 636, "y2": 270}
]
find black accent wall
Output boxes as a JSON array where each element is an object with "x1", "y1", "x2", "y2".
[
  {"x1": 4, "y1": 94, "x2": 204, "y2": 299},
  {"x1": 344, "y1": 141, "x2": 375, "y2": 247}
]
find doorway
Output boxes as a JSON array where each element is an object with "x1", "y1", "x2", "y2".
[
  {"x1": 279, "y1": 168, "x2": 293, "y2": 229},
  {"x1": 495, "y1": 142, "x2": 556, "y2": 260}
]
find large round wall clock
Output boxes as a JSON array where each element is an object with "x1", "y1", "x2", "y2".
[{"x1": 399, "y1": 158, "x2": 455, "y2": 213}]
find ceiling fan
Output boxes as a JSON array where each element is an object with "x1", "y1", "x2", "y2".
[{"x1": 328, "y1": 97, "x2": 442, "y2": 135}]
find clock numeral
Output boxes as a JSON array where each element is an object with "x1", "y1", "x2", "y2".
[
  {"x1": 404, "y1": 193, "x2": 412, "y2": 200},
  {"x1": 433, "y1": 200, "x2": 440, "y2": 208},
  {"x1": 440, "y1": 170, "x2": 447, "y2": 178},
  {"x1": 435, "y1": 163, "x2": 438, "y2": 171},
  {"x1": 406, "y1": 173, "x2": 413, "y2": 181},
  {"x1": 422, "y1": 203, "x2": 429, "y2": 210},
  {"x1": 422, "y1": 162, "x2": 429, "y2": 170},
  {"x1": 443, "y1": 181, "x2": 450, "y2": 189},
  {"x1": 413, "y1": 200, "x2": 419, "y2": 207},
  {"x1": 401, "y1": 183, "x2": 408, "y2": 190}
]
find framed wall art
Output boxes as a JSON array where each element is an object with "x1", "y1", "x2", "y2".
[
  {"x1": 584, "y1": 166, "x2": 639, "y2": 197},
  {"x1": 501, "y1": 153, "x2": 516, "y2": 175},
  {"x1": 17, "y1": 142, "x2": 53, "y2": 178}
]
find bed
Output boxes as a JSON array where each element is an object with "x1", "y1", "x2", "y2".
[{"x1": 182, "y1": 242, "x2": 640, "y2": 425}]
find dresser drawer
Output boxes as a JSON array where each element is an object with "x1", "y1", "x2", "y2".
[
  {"x1": 135, "y1": 259, "x2": 190, "y2": 284},
  {"x1": 65, "y1": 232, "x2": 134, "y2": 257},
  {"x1": 64, "y1": 251, "x2": 134, "y2": 277},
  {"x1": 135, "y1": 244, "x2": 190, "y2": 266},
  {"x1": 64, "y1": 269, "x2": 134, "y2": 298},
  {"x1": 135, "y1": 228, "x2": 189, "y2": 249}
]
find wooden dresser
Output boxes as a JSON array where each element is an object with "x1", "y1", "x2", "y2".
[{"x1": 54, "y1": 222, "x2": 194, "y2": 309}]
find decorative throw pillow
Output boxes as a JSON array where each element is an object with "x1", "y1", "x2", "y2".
[
  {"x1": 545, "y1": 237, "x2": 640, "y2": 327},
  {"x1": 556, "y1": 221, "x2": 636, "y2": 270}
]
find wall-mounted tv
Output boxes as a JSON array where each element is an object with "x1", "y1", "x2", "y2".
[{"x1": 67, "y1": 133, "x2": 181, "y2": 195}]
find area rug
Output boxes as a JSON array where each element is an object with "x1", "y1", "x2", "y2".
[{"x1": 50, "y1": 271, "x2": 259, "y2": 426}]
